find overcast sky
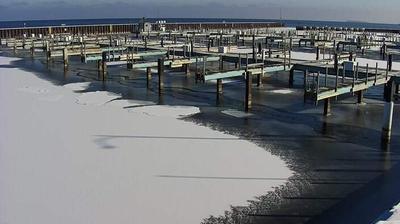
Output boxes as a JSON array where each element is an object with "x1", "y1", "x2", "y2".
[{"x1": 0, "y1": 0, "x2": 398, "y2": 24}]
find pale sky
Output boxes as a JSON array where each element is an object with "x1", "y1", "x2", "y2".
[{"x1": 0, "y1": 0, "x2": 398, "y2": 23}]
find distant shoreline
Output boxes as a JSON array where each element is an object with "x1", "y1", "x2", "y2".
[{"x1": 0, "y1": 18, "x2": 399, "y2": 30}]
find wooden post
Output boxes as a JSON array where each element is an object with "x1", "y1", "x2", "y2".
[
  {"x1": 357, "y1": 90, "x2": 363, "y2": 104},
  {"x1": 252, "y1": 34, "x2": 256, "y2": 61},
  {"x1": 30, "y1": 41, "x2": 35, "y2": 56},
  {"x1": 158, "y1": 58, "x2": 164, "y2": 94},
  {"x1": 81, "y1": 42, "x2": 86, "y2": 63},
  {"x1": 284, "y1": 48, "x2": 287, "y2": 70},
  {"x1": 127, "y1": 56, "x2": 133, "y2": 69},
  {"x1": 388, "y1": 54, "x2": 393, "y2": 71},
  {"x1": 238, "y1": 53, "x2": 241, "y2": 70},
  {"x1": 335, "y1": 65, "x2": 339, "y2": 92},
  {"x1": 323, "y1": 98, "x2": 331, "y2": 116},
  {"x1": 203, "y1": 56, "x2": 206, "y2": 79},
  {"x1": 46, "y1": 45, "x2": 51, "y2": 62},
  {"x1": 355, "y1": 62, "x2": 359, "y2": 80},
  {"x1": 146, "y1": 67, "x2": 152, "y2": 88},
  {"x1": 63, "y1": 47, "x2": 68, "y2": 68},
  {"x1": 219, "y1": 55, "x2": 223, "y2": 71},
  {"x1": 216, "y1": 79, "x2": 223, "y2": 100},
  {"x1": 342, "y1": 64, "x2": 345, "y2": 84},
  {"x1": 245, "y1": 71, "x2": 252, "y2": 112},
  {"x1": 304, "y1": 70, "x2": 308, "y2": 103},
  {"x1": 257, "y1": 73, "x2": 262, "y2": 87},
  {"x1": 268, "y1": 45, "x2": 272, "y2": 58},
  {"x1": 325, "y1": 67, "x2": 328, "y2": 87},
  {"x1": 334, "y1": 53, "x2": 338, "y2": 75},
  {"x1": 190, "y1": 39, "x2": 194, "y2": 57},
  {"x1": 246, "y1": 54, "x2": 249, "y2": 71},
  {"x1": 97, "y1": 60, "x2": 103, "y2": 71},
  {"x1": 289, "y1": 68, "x2": 294, "y2": 88},
  {"x1": 185, "y1": 64, "x2": 190, "y2": 75},
  {"x1": 195, "y1": 57, "x2": 198, "y2": 75},
  {"x1": 382, "y1": 44, "x2": 387, "y2": 60},
  {"x1": 100, "y1": 52, "x2": 107, "y2": 81},
  {"x1": 382, "y1": 80, "x2": 395, "y2": 144}
]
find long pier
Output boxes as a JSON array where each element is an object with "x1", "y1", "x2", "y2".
[
  {"x1": 0, "y1": 22, "x2": 284, "y2": 39},
  {"x1": 0, "y1": 24, "x2": 136, "y2": 38}
]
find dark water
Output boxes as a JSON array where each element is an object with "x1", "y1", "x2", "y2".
[
  {"x1": 1, "y1": 47, "x2": 400, "y2": 224},
  {"x1": 1, "y1": 18, "x2": 400, "y2": 30}
]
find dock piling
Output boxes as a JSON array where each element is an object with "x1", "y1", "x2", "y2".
[
  {"x1": 146, "y1": 67, "x2": 152, "y2": 88},
  {"x1": 252, "y1": 34, "x2": 256, "y2": 61},
  {"x1": 245, "y1": 71, "x2": 252, "y2": 112},
  {"x1": 30, "y1": 42, "x2": 35, "y2": 56},
  {"x1": 63, "y1": 48, "x2": 68, "y2": 68},
  {"x1": 216, "y1": 79, "x2": 223, "y2": 101},
  {"x1": 289, "y1": 68, "x2": 294, "y2": 88},
  {"x1": 382, "y1": 80, "x2": 395, "y2": 144},
  {"x1": 388, "y1": 54, "x2": 393, "y2": 72},
  {"x1": 357, "y1": 90, "x2": 364, "y2": 104},
  {"x1": 325, "y1": 67, "x2": 328, "y2": 87},
  {"x1": 304, "y1": 70, "x2": 308, "y2": 103},
  {"x1": 158, "y1": 58, "x2": 164, "y2": 94},
  {"x1": 323, "y1": 98, "x2": 331, "y2": 116}
]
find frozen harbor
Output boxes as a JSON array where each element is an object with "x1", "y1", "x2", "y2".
[
  {"x1": 0, "y1": 56, "x2": 292, "y2": 224},
  {"x1": 1, "y1": 19, "x2": 400, "y2": 224}
]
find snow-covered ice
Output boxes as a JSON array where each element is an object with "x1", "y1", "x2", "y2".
[
  {"x1": 221, "y1": 109, "x2": 254, "y2": 118},
  {"x1": 267, "y1": 89, "x2": 295, "y2": 94},
  {"x1": 355, "y1": 57, "x2": 400, "y2": 71},
  {"x1": 375, "y1": 201, "x2": 400, "y2": 224},
  {"x1": 0, "y1": 56, "x2": 292, "y2": 224}
]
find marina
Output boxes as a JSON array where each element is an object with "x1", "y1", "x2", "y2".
[{"x1": 1, "y1": 19, "x2": 400, "y2": 224}]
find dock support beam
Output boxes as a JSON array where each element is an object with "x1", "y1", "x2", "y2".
[
  {"x1": 245, "y1": 71, "x2": 252, "y2": 112},
  {"x1": 158, "y1": 58, "x2": 164, "y2": 94},
  {"x1": 382, "y1": 80, "x2": 395, "y2": 144},
  {"x1": 63, "y1": 48, "x2": 68, "y2": 68},
  {"x1": 382, "y1": 101, "x2": 394, "y2": 144},
  {"x1": 30, "y1": 42, "x2": 35, "y2": 56},
  {"x1": 99, "y1": 52, "x2": 107, "y2": 81},
  {"x1": 252, "y1": 34, "x2": 256, "y2": 61},
  {"x1": 184, "y1": 64, "x2": 190, "y2": 75},
  {"x1": 357, "y1": 90, "x2": 364, "y2": 104},
  {"x1": 257, "y1": 73, "x2": 262, "y2": 87},
  {"x1": 146, "y1": 67, "x2": 152, "y2": 88},
  {"x1": 323, "y1": 98, "x2": 331, "y2": 116},
  {"x1": 289, "y1": 68, "x2": 294, "y2": 88},
  {"x1": 97, "y1": 60, "x2": 102, "y2": 71},
  {"x1": 127, "y1": 62, "x2": 133, "y2": 70},
  {"x1": 216, "y1": 79, "x2": 223, "y2": 102},
  {"x1": 388, "y1": 54, "x2": 393, "y2": 71}
]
